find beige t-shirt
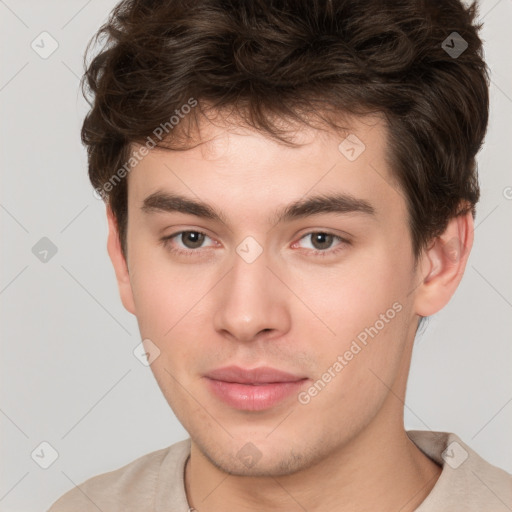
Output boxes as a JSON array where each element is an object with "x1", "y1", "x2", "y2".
[{"x1": 47, "y1": 430, "x2": 512, "y2": 511}]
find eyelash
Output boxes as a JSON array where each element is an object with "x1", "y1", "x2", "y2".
[{"x1": 160, "y1": 230, "x2": 351, "y2": 258}]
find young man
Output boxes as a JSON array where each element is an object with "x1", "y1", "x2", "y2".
[{"x1": 49, "y1": 0, "x2": 511, "y2": 510}]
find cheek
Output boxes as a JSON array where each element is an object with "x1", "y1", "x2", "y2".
[
  {"x1": 128, "y1": 259, "x2": 202, "y2": 406},
  {"x1": 127, "y1": 249, "x2": 218, "y2": 397},
  {"x1": 294, "y1": 249, "x2": 411, "y2": 396},
  {"x1": 297, "y1": 298, "x2": 409, "y2": 434},
  {"x1": 290, "y1": 245, "x2": 406, "y2": 338},
  {"x1": 129, "y1": 248, "x2": 201, "y2": 341}
]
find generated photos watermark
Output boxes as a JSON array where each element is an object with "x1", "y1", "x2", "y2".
[
  {"x1": 298, "y1": 301, "x2": 403, "y2": 405},
  {"x1": 93, "y1": 97, "x2": 198, "y2": 200}
]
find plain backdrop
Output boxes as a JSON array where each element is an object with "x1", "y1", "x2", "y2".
[{"x1": 0, "y1": 0, "x2": 511, "y2": 510}]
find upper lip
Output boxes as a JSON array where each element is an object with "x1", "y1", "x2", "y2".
[{"x1": 205, "y1": 365, "x2": 307, "y2": 384}]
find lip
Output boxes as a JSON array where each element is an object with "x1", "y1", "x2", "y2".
[
  {"x1": 204, "y1": 365, "x2": 306, "y2": 384},
  {"x1": 204, "y1": 365, "x2": 309, "y2": 411}
]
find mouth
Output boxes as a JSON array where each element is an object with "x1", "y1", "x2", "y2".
[{"x1": 203, "y1": 365, "x2": 309, "y2": 411}]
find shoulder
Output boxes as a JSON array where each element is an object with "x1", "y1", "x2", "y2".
[
  {"x1": 408, "y1": 430, "x2": 512, "y2": 511},
  {"x1": 47, "y1": 438, "x2": 191, "y2": 512}
]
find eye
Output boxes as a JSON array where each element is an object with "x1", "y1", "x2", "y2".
[
  {"x1": 160, "y1": 230, "x2": 215, "y2": 256},
  {"x1": 160, "y1": 230, "x2": 351, "y2": 258},
  {"x1": 293, "y1": 231, "x2": 350, "y2": 256}
]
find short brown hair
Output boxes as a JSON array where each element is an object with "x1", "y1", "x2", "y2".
[{"x1": 81, "y1": 0, "x2": 489, "y2": 261}]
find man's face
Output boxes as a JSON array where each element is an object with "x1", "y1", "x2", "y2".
[{"x1": 120, "y1": 115, "x2": 422, "y2": 475}]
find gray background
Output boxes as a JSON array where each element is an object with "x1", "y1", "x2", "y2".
[{"x1": 0, "y1": 0, "x2": 511, "y2": 510}]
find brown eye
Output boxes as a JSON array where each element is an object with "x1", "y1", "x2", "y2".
[
  {"x1": 309, "y1": 232, "x2": 336, "y2": 251},
  {"x1": 179, "y1": 231, "x2": 206, "y2": 249},
  {"x1": 160, "y1": 230, "x2": 215, "y2": 256},
  {"x1": 294, "y1": 231, "x2": 350, "y2": 257}
]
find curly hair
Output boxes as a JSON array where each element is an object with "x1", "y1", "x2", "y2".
[{"x1": 80, "y1": 0, "x2": 489, "y2": 261}]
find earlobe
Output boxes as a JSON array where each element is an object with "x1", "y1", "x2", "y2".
[
  {"x1": 106, "y1": 206, "x2": 136, "y2": 315},
  {"x1": 413, "y1": 211, "x2": 474, "y2": 317}
]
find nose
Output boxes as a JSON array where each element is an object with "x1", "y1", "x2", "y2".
[{"x1": 212, "y1": 247, "x2": 291, "y2": 344}]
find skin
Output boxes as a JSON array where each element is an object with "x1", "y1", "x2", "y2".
[{"x1": 107, "y1": 113, "x2": 473, "y2": 512}]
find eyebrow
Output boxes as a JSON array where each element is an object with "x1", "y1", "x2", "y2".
[{"x1": 141, "y1": 190, "x2": 376, "y2": 225}]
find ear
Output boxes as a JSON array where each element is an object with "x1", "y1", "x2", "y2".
[
  {"x1": 106, "y1": 205, "x2": 136, "y2": 315},
  {"x1": 413, "y1": 211, "x2": 474, "y2": 317}
]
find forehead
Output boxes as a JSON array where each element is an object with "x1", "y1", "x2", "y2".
[{"x1": 126, "y1": 114, "x2": 407, "y2": 227}]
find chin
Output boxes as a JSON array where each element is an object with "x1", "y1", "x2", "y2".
[{"x1": 196, "y1": 434, "x2": 324, "y2": 478}]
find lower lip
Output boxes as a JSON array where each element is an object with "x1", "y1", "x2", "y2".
[{"x1": 205, "y1": 377, "x2": 308, "y2": 411}]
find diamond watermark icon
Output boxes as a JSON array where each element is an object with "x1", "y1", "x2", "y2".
[
  {"x1": 31, "y1": 31, "x2": 59, "y2": 59},
  {"x1": 32, "y1": 237, "x2": 58, "y2": 263},
  {"x1": 236, "y1": 236, "x2": 263, "y2": 264},
  {"x1": 31, "y1": 441, "x2": 59, "y2": 469},
  {"x1": 442, "y1": 236, "x2": 466, "y2": 263},
  {"x1": 236, "y1": 442, "x2": 262, "y2": 468},
  {"x1": 442, "y1": 441, "x2": 469, "y2": 469},
  {"x1": 441, "y1": 32, "x2": 468, "y2": 59},
  {"x1": 133, "y1": 338, "x2": 161, "y2": 366},
  {"x1": 338, "y1": 134, "x2": 366, "y2": 161}
]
